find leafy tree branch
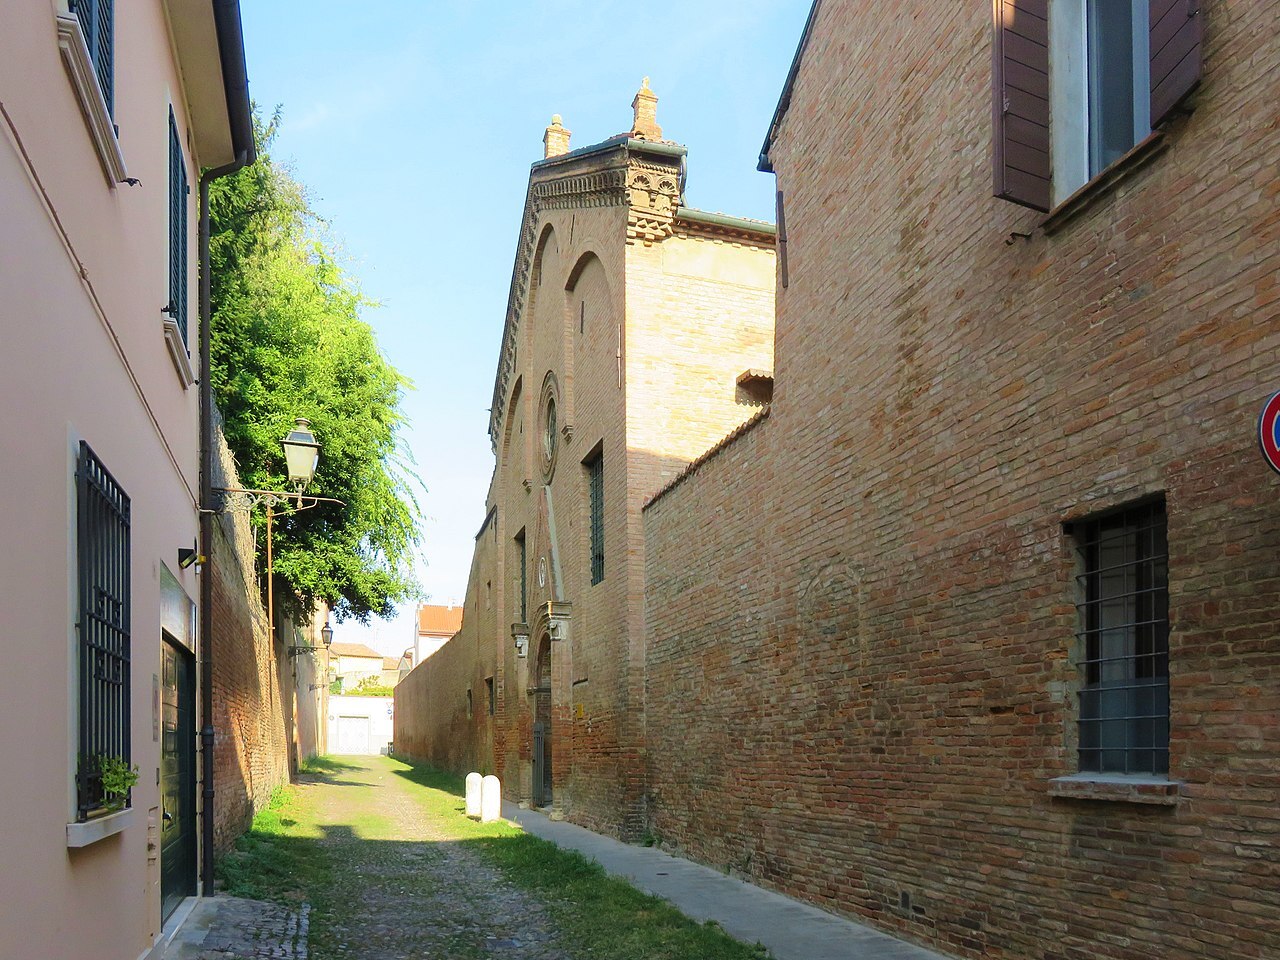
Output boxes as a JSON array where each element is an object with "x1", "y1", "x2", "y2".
[{"x1": 209, "y1": 110, "x2": 421, "y2": 622}]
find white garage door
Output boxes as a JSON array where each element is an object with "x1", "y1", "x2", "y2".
[{"x1": 335, "y1": 715, "x2": 371, "y2": 754}]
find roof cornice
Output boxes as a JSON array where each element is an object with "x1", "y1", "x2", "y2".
[
  {"x1": 674, "y1": 207, "x2": 776, "y2": 244},
  {"x1": 758, "y1": 0, "x2": 822, "y2": 173}
]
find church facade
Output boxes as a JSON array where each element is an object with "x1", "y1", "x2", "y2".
[{"x1": 394, "y1": 82, "x2": 776, "y2": 836}]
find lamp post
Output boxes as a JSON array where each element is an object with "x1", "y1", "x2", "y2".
[{"x1": 213, "y1": 417, "x2": 344, "y2": 651}]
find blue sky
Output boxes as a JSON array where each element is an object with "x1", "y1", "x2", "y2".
[{"x1": 239, "y1": 2, "x2": 808, "y2": 656}]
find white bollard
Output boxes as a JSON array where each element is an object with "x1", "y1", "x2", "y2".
[
  {"x1": 481, "y1": 774, "x2": 501, "y2": 823},
  {"x1": 465, "y1": 772, "x2": 482, "y2": 819}
]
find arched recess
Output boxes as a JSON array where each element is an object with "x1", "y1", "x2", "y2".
[
  {"x1": 564, "y1": 252, "x2": 614, "y2": 418},
  {"x1": 501, "y1": 376, "x2": 525, "y2": 483},
  {"x1": 528, "y1": 223, "x2": 558, "y2": 314},
  {"x1": 564, "y1": 249, "x2": 608, "y2": 295}
]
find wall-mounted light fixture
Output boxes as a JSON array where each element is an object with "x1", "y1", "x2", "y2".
[
  {"x1": 290, "y1": 618, "x2": 334, "y2": 658},
  {"x1": 177, "y1": 543, "x2": 203, "y2": 570}
]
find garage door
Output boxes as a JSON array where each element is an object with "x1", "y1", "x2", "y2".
[{"x1": 335, "y1": 715, "x2": 371, "y2": 754}]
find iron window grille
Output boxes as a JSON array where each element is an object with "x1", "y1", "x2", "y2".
[
  {"x1": 167, "y1": 109, "x2": 189, "y2": 345},
  {"x1": 486, "y1": 677, "x2": 496, "y2": 716},
  {"x1": 587, "y1": 454, "x2": 604, "y2": 584},
  {"x1": 76, "y1": 441, "x2": 132, "y2": 819},
  {"x1": 69, "y1": 0, "x2": 114, "y2": 116},
  {"x1": 1071, "y1": 498, "x2": 1169, "y2": 776}
]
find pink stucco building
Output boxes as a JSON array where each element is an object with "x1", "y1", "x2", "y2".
[{"x1": 0, "y1": 2, "x2": 252, "y2": 956}]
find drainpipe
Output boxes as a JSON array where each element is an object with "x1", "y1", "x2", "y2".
[{"x1": 199, "y1": 0, "x2": 255, "y2": 894}]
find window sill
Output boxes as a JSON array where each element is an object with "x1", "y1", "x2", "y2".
[
  {"x1": 1041, "y1": 131, "x2": 1167, "y2": 235},
  {"x1": 56, "y1": 14, "x2": 127, "y2": 186},
  {"x1": 67, "y1": 807, "x2": 133, "y2": 847},
  {"x1": 1048, "y1": 773, "x2": 1182, "y2": 806},
  {"x1": 163, "y1": 318, "x2": 195, "y2": 388}
]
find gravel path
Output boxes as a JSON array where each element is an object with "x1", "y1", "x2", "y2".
[{"x1": 301, "y1": 756, "x2": 575, "y2": 960}]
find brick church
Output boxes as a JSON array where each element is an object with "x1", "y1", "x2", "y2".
[{"x1": 394, "y1": 80, "x2": 777, "y2": 837}]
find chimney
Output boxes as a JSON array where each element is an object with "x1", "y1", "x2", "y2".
[
  {"x1": 543, "y1": 115, "x2": 571, "y2": 158},
  {"x1": 630, "y1": 77, "x2": 662, "y2": 141}
]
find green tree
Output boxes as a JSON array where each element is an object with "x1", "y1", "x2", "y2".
[{"x1": 209, "y1": 111, "x2": 420, "y2": 622}]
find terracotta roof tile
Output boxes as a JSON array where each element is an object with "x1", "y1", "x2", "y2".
[
  {"x1": 417, "y1": 603, "x2": 463, "y2": 636},
  {"x1": 328, "y1": 642, "x2": 383, "y2": 660}
]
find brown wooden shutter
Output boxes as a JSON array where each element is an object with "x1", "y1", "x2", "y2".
[
  {"x1": 992, "y1": 0, "x2": 1052, "y2": 212},
  {"x1": 1150, "y1": 0, "x2": 1203, "y2": 125}
]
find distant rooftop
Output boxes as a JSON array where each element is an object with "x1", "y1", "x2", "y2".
[
  {"x1": 418, "y1": 603, "x2": 463, "y2": 637},
  {"x1": 328, "y1": 642, "x2": 383, "y2": 660}
]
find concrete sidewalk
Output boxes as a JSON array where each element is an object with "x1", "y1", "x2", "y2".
[{"x1": 503, "y1": 802, "x2": 951, "y2": 960}]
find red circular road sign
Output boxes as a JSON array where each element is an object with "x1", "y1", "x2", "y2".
[{"x1": 1259, "y1": 391, "x2": 1280, "y2": 475}]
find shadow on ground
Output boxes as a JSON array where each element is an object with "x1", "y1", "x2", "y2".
[{"x1": 216, "y1": 755, "x2": 771, "y2": 960}]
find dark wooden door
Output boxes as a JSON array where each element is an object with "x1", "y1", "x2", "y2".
[
  {"x1": 532, "y1": 637, "x2": 553, "y2": 807},
  {"x1": 532, "y1": 720, "x2": 552, "y2": 807},
  {"x1": 160, "y1": 639, "x2": 196, "y2": 921}
]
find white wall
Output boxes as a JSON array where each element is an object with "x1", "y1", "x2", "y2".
[{"x1": 327, "y1": 696, "x2": 394, "y2": 756}]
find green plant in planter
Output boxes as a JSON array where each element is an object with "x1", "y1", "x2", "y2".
[{"x1": 99, "y1": 755, "x2": 139, "y2": 812}]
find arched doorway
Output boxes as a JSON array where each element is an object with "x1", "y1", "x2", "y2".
[{"x1": 531, "y1": 635, "x2": 553, "y2": 807}]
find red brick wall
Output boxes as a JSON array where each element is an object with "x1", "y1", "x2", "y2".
[
  {"x1": 394, "y1": 597, "x2": 499, "y2": 778},
  {"x1": 644, "y1": 1, "x2": 1280, "y2": 957},
  {"x1": 208, "y1": 424, "x2": 290, "y2": 853}
]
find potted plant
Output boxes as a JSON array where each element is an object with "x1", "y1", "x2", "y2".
[{"x1": 98, "y1": 755, "x2": 139, "y2": 813}]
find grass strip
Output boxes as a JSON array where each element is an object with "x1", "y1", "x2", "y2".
[
  {"x1": 216, "y1": 784, "x2": 331, "y2": 902},
  {"x1": 392, "y1": 759, "x2": 772, "y2": 960}
]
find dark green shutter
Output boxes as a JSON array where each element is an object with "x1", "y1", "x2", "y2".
[
  {"x1": 70, "y1": 0, "x2": 114, "y2": 116},
  {"x1": 168, "y1": 110, "x2": 189, "y2": 346}
]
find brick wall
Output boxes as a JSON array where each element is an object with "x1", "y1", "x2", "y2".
[
  {"x1": 643, "y1": 2, "x2": 1280, "y2": 958},
  {"x1": 395, "y1": 520, "x2": 500, "y2": 777},
  {"x1": 208, "y1": 418, "x2": 290, "y2": 853}
]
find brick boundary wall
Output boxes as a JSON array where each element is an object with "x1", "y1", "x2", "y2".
[
  {"x1": 394, "y1": 626, "x2": 497, "y2": 778},
  {"x1": 208, "y1": 413, "x2": 290, "y2": 853}
]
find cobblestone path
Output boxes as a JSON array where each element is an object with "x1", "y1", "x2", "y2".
[{"x1": 300, "y1": 755, "x2": 574, "y2": 960}]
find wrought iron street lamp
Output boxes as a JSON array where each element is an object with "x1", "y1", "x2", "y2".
[
  {"x1": 289, "y1": 618, "x2": 334, "y2": 658},
  {"x1": 212, "y1": 417, "x2": 344, "y2": 654}
]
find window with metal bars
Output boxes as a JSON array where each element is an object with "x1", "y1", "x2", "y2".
[
  {"x1": 75, "y1": 441, "x2": 132, "y2": 819},
  {"x1": 69, "y1": 0, "x2": 114, "y2": 116},
  {"x1": 587, "y1": 453, "x2": 604, "y2": 585},
  {"x1": 168, "y1": 109, "x2": 189, "y2": 346},
  {"x1": 1071, "y1": 498, "x2": 1169, "y2": 776}
]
